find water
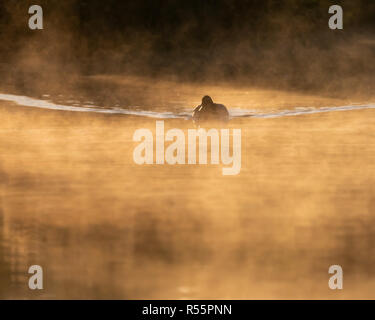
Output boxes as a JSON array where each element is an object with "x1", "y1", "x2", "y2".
[
  {"x1": 1, "y1": 92, "x2": 374, "y2": 120},
  {"x1": 1, "y1": 77, "x2": 375, "y2": 299}
]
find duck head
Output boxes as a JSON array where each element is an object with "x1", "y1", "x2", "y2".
[{"x1": 202, "y1": 95, "x2": 214, "y2": 107}]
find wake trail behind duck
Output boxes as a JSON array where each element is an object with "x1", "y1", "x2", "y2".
[{"x1": 1, "y1": 93, "x2": 374, "y2": 120}]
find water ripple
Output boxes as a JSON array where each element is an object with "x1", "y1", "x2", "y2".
[{"x1": 1, "y1": 92, "x2": 374, "y2": 120}]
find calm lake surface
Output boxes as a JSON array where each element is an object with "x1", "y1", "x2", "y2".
[{"x1": 1, "y1": 77, "x2": 375, "y2": 299}]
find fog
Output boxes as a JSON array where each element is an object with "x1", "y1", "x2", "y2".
[
  {"x1": 1, "y1": 1, "x2": 375, "y2": 299},
  {"x1": 0, "y1": 0, "x2": 374, "y2": 99}
]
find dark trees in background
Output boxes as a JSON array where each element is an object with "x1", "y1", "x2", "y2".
[{"x1": 0, "y1": 0, "x2": 374, "y2": 90}]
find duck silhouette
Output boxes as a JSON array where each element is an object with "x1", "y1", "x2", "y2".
[{"x1": 192, "y1": 96, "x2": 229, "y2": 126}]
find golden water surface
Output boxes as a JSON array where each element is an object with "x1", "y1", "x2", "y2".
[{"x1": 0, "y1": 80, "x2": 375, "y2": 299}]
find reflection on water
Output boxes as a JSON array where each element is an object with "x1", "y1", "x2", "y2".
[{"x1": 1, "y1": 79, "x2": 375, "y2": 299}]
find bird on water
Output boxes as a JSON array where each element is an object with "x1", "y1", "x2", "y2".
[{"x1": 192, "y1": 96, "x2": 229, "y2": 126}]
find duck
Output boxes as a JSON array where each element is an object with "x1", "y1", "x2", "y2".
[{"x1": 192, "y1": 96, "x2": 229, "y2": 126}]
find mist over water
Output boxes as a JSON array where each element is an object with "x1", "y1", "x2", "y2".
[
  {"x1": 1, "y1": 1, "x2": 375, "y2": 299},
  {"x1": 1, "y1": 0, "x2": 375, "y2": 98},
  {"x1": 1, "y1": 99, "x2": 375, "y2": 299}
]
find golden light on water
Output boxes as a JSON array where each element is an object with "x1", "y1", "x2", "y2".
[{"x1": 1, "y1": 81, "x2": 375, "y2": 299}]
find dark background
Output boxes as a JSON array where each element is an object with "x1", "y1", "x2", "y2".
[{"x1": 0, "y1": 0, "x2": 374, "y2": 93}]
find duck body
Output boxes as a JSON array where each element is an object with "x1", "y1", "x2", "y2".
[{"x1": 192, "y1": 96, "x2": 229, "y2": 126}]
